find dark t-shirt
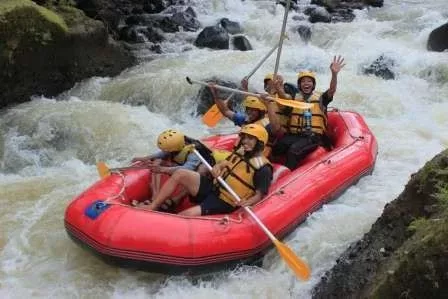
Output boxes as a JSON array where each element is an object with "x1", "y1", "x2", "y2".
[
  {"x1": 320, "y1": 90, "x2": 333, "y2": 107},
  {"x1": 253, "y1": 164, "x2": 273, "y2": 195}
]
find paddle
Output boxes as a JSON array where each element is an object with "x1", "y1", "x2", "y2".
[
  {"x1": 273, "y1": 0, "x2": 291, "y2": 76},
  {"x1": 187, "y1": 77, "x2": 313, "y2": 110},
  {"x1": 96, "y1": 162, "x2": 148, "y2": 179},
  {"x1": 192, "y1": 149, "x2": 311, "y2": 281},
  {"x1": 202, "y1": 36, "x2": 288, "y2": 127}
]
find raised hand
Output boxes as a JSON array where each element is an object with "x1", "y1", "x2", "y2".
[
  {"x1": 330, "y1": 55, "x2": 346, "y2": 74},
  {"x1": 208, "y1": 83, "x2": 219, "y2": 99}
]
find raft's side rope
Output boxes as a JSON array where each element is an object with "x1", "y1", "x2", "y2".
[
  {"x1": 100, "y1": 170, "x2": 245, "y2": 224},
  {"x1": 102, "y1": 171, "x2": 127, "y2": 205}
]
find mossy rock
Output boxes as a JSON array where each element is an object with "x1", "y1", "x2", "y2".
[
  {"x1": 313, "y1": 149, "x2": 448, "y2": 298},
  {"x1": 0, "y1": 0, "x2": 68, "y2": 62},
  {"x1": 0, "y1": 0, "x2": 134, "y2": 109}
]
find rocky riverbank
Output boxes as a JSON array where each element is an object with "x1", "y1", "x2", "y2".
[
  {"x1": 312, "y1": 149, "x2": 448, "y2": 298},
  {"x1": 1, "y1": 0, "x2": 387, "y2": 109}
]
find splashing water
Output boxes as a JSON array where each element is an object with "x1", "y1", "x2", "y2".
[{"x1": 1, "y1": 0, "x2": 447, "y2": 298}]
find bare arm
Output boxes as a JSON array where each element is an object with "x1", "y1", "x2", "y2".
[
  {"x1": 328, "y1": 55, "x2": 346, "y2": 99},
  {"x1": 209, "y1": 84, "x2": 235, "y2": 120},
  {"x1": 240, "y1": 77, "x2": 249, "y2": 92},
  {"x1": 273, "y1": 74, "x2": 292, "y2": 99},
  {"x1": 239, "y1": 190, "x2": 264, "y2": 207},
  {"x1": 260, "y1": 95, "x2": 284, "y2": 135}
]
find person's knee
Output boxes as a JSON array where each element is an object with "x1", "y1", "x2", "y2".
[
  {"x1": 196, "y1": 164, "x2": 209, "y2": 176},
  {"x1": 171, "y1": 169, "x2": 191, "y2": 182}
]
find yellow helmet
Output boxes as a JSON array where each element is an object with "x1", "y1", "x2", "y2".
[
  {"x1": 157, "y1": 129, "x2": 185, "y2": 152},
  {"x1": 264, "y1": 73, "x2": 274, "y2": 81},
  {"x1": 239, "y1": 124, "x2": 268, "y2": 145},
  {"x1": 297, "y1": 71, "x2": 316, "y2": 82},
  {"x1": 243, "y1": 96, "x2": 267, "y2": 111}
]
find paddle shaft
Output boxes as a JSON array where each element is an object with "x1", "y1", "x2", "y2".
[
  {"x1": 274, "y1": 0, "x2": 292, "y2": 75},
  {"x1": 193, "y1": 149, "x2": 277, "y2": 241},
  {"x1": 189, "y1": 77, "x2": 276, "y2": 104},
  {"x1": 246, "y1": 40, "x2": 283, "y2": 79},
  {"x1": 224, "y1": 39, "x2": 284, "y2": 102}
]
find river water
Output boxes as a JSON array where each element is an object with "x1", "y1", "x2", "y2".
[{"x1": 1, "y1": 0, "x2": 447, "y2": 298}]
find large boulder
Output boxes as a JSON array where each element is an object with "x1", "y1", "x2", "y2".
[
  {"x1": 195, "y1": 78, "x2": 243, "y2": 116},
  {"x1": 363, "y1": 55, "x2": 396, "y2": 80},
  {"x1": 427, "y1": 23, "x2": 448, "y2": 52},
  {"x1": 194, "y1": 25, "x2": 229, "y2": 50},
  {"x1": 312, "y1": 149, "x2": 448, "y2": 298},
  {"x1": 0, "y1": 0, "x2": 135, "y2": 109},
  {"x1": 231, "y1": 35, "x2": 252, "y2": 51}
]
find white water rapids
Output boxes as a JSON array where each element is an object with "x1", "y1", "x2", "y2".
[{"x1": 0, "y1": 0, "x2": 447, "y2": 298}]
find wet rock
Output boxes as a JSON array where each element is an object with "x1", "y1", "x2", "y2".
[
  {"x1": 307, "y1": 0, "x2": 383, "y2": 23},
  {"x1": 171, "y1": 10, "x2": 201, "y2": 32},
  {"x1": 232, "y1": 35, "x2": 252, "y2": 51},
  {"x1": 194, "y1": 25, "x2": 229, "y2": 50},
  {"x1": 277, "y1": 0, "x2": 299, "y2": 10},
  {"x1": 312, "y1": 149, "x2": 448, "y2": 298},
  {"x1": 195, "y1": 78, "x2": 243, "y2": 116},
  {"x1": 363, "y1": 55, "x2": 396, "y2": 80},
  {"x1": 0, "y1": 0, "x2": 135, "y2": 109},
  {"x1": 427, "y1": 22, "x2": 448, "y2": 52},
  {"x1": 311, "y1": 0, "x2": 341, "y2": 10},
  {"x1": 308, "y1": 7, "x2": 332, "y2": 23},
  {"x1": 365, "y1": 0, "x2": 384, "y2": 7},
  {"x1": 142, "y1": 0, "x2": 165, "y2": 13},
  {"x1": 220, "y1": 18, "x2": 243, "y2": 35},
  {"x1": 297, "y1": 25, "x2": 312, "y2": 43}
]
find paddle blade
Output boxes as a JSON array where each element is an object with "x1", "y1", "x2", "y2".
[
  {"x1": 202, "y1": 104, "x2": 223, "y2": 127},
  {"x1": 274, "y1": 239, "x2": 311, "y2": 281},
  {"x1": 275, "y1": 98, "x2": 313, "y2": 110},
  {"x1": 96, "y1": 161, "x2": 110, "y2": 179}
]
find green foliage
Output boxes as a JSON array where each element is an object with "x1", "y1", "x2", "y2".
[
  {"x1": 408, "y1": 217, "x2": 429, "y2": 233},
  {"x1": 434, "y1": 168, "x2": 448, "y2": 208}
]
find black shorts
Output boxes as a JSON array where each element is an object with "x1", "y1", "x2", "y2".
[{"x1": 195, "y1": 176, "x2": 237, "y2": 216}]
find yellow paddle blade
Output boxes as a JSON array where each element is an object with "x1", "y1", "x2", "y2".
[
  {"x1": 274, "y1": 98, "x2": 313, "y2": 110},
  {"x1": 274, "y1": 239, "x2": 311, "y2": 281},
  {"x1": 96, "y1": 161, "x2": 110, "y2": 179},
  {"x1": 202, "y1": 104, "x2": 223, "y2": 127}
]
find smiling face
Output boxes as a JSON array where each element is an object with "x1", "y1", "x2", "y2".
[
  {"x1": 239, "y1": 133, "x2": 258, "y2": 152},
  {"x1": 299, "y1": 77, "x2": 315, "y2": 95}
]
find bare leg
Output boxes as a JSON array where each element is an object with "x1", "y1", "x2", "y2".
[
  {"x1": 151, "y1": 172, "x2": 161, "y2": 201},
  {"x1": 179, "y1": 205, "x2": 202, "y2": 216},
  {"x1": 148, "y1": 169, "x2": 200, "y2": 210}
]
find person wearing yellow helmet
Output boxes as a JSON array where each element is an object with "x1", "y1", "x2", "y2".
[
  {"x1": 208, "y1": 84, "x2": 269, "y2": 128},
  {"x1": 145, "y1": 124, "x2": 273, "y2": 216},
  {"x1": 132, "y1": 129, "x2": 215, "y2": 175},
  {"x1": 261, "y1": 56, "x2": 346, "y2": 170},
  {"x1": 131, "y1": 129, "x2": 216, "y2": 211}
]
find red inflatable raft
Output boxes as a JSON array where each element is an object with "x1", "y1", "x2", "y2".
[{"x1": 64, "y1": 110, "x2": 377, "y2": 274}]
